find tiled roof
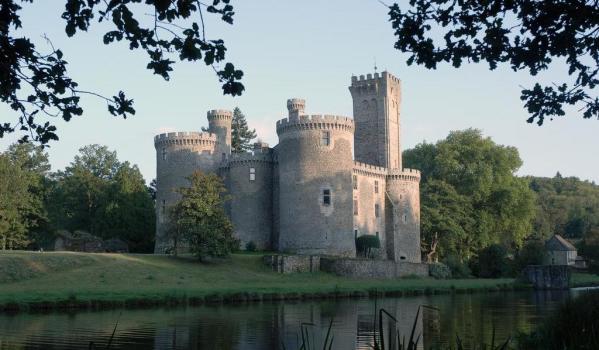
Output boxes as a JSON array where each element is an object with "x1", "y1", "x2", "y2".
[{"x1": 545, "y1": 234, "x2": 577, "y2": 252}]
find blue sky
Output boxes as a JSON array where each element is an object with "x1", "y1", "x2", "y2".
[{"x1": 2, "y1": 1, "x2": 598, "y2": 183}]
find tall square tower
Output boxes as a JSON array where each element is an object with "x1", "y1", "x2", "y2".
[{"x1": 349, "y1": 71, "x2": 402, "y2": 169}]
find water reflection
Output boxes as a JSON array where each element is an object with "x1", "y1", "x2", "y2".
[{"x1": 0, "y1": 290, "x2": 571, "y2": 349}]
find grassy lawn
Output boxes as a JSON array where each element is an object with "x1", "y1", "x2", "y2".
[
  {"x1": 0, "y1": 251, "x2": 521, "y2": 308},
  {"x1": 572, "y1": 272, "x2": 599, "y2": 287}
]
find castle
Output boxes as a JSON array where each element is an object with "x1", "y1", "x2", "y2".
[{"x1": 154, "y1": 71, "x2": 421, "y2": 262}]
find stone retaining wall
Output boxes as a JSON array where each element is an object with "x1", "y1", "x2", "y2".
[
  {"x1": 521, "y1": 265, "x2": 570, "y2": 290},
  {"x1": 320, "y1": 257, "x2": 428, "y2": 278},
  {"x1": 263, "y1": 255, "x2": 320, "y2": 273}
]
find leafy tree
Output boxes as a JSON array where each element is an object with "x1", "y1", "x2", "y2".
[
  {"x1": 0, "y1": 143, "x2": 49, "y2": 249},
  {"x1": 515, "y1": 240, "x2": 546, "y2": 270},
  {"x1": 476, "y1": 244, "x2": 509, "y2": 278},
  {"x1": 48, "y1": 144, "x2": 155, "y2": 251},
  {"x1": 2, "y1": 0, "x2": 243, "y2": 145},
  {"x1": 95, "y1": 162, "x2": 156, "y2": 252},
  {"x1": 404, "y1": 129, "x2": 536, "y2": 261},
  {"x1": 578, "y1": 228, "x2": 599, "y2": 272},
  {"x1": 168, "y1": 171, "x2": 238, "y2": 261},
  {"x1": 388, "y1": 1, "x2": 599, "y2": 124},
  {"x1": 231, "y1": 107, "x2": 257, "y2": 152},
  {"x1": 355, "y1": 234, "x2": 381, "y2": 258},
  {"x1": 0, "y1": 154, "x2": 30, "y2": 249},
  {"x1": 49, "y1": 144, "x2": 119, "y2": 233},
  {"x1": 528, "y1": 174, "x2": 599, "y2": 240},
  {"x1": 420, "y1": 179, "x2": 474, "y2": 261}
]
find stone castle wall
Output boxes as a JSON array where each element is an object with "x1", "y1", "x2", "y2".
[
  {"x1": 320, "y1": 257, "x2": 428, "y2": 278},
  {"x1": 154, "y1": 132, "x2": 218, "y2": 253},
  {"x1": 276, "y1": 114, "x2": 356, "y2": 257},
  {"x1": 521, "y1": 265, "x2": 571, "y2": 289},
  {"x1": 263, "y1": 254, "x2": 320, "y2": 273},
  {"x1": 220, "y1": 149, "x2": 274, "y2": 250},
  {"x1": 350, "y1": 72, "x2": 402, "y2": 169},
  {"x1": 207, "y1": 109, "x2": 232, "y2": 158},
  {"x1": 153, "y1": 71, "x2": 421, "y2": 264},
  {"x1": 352, "y1": 161, "x2": 387, "y2": 256},
  {"x1": 386, "y1": 169, "x2": 421, "y2": 263}
]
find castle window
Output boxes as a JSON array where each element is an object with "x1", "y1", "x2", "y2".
[
  {"x1": 354, "y1": 229, "x2": 358, "y2": 238},
  {"x1": 376, "y1": 231, "x2": 379, "y2": 238},
  {"x1": 162, "y1": 148, "x2": 167, "y2": 161},
  {"x1": 353, "y1": 200, "x2": 358, "y2": 215},
  {"x1": 249, "y1": 167, "x2": 256, "y2": 181},
  {"x1": 353, "y1": 175, "x2": 358, "y2": 189},
  {"x1": 162, "y1": 200, "x2": 166, "y2": 216},
  {"x1": 374, "y1": 180, "x2": 379, "y2": 193},
  {"x1": 321, "y1": 131, "x2": 331, "y2": 146},
  {"x1": 375, "y1": 204, "x2": 380, "y2": 218},
  {"x1": 322, "y1": 189, "x2": 331, "y2": 206},
  {"x1": 403, "y1": 214, "x2": 407, "y2": 223}
]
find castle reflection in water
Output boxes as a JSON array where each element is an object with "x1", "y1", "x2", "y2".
[{"x1": 0, "y1": 291, "x2": 571, "y2": 349}]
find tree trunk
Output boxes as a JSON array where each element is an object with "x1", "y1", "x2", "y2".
[
  {"x1": 173, "y1": 231, "x2": 178, "y2": 257},
  {"x1": 426, "y1": 232, "x2": 439, "y2": 263}
]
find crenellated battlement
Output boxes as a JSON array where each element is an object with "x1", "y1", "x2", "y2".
[
  {"x1": 154, "y1": 131, "x2": 217, "y2": 147},
  {"x1": 207, "y1": 109, "x2": 233, "y2": 121},
  {"x1": 350, "y1": 71, "x2": 400, "y2": 84},
  {"x1": 353, "y1": 161, "x2": 387, "y2": 178},
  {"x1": 386, "y1": 168, "x2": 421, "y2": 182},
  {"x1": 276, "y1": 114, "x2": 354, "y2": 135},
  {"x1": 287, "y1": 98, "x2": 306, "y2": 118},
  {"x1": 349, "y1": 71, "x2": 400, "y2": 95},
  {"x1": 220, "y1": 150, "x2": 274, "y2": 169}
]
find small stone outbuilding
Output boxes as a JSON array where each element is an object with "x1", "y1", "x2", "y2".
[
  {"x1": 545, "y1": 234, "x2": 577, "y2": 266},
  {"x1": 54, "y1": 230, "x2": 104, "y2": 253},
  {"x1": 53, "y1": 231, "x2": 129, "y2": 253}
]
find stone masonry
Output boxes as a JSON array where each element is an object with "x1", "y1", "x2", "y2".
[{"x1": 154, "y1": 71, "x2": 421, "y2": 262}]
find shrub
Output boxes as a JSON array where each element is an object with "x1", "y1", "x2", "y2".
[
  {"x1": 429, "y1": 262, "x2": 452, "y2": 279},
  {"x1": 579, "y1": 229, "x2": 599, "y2": 274},
  {"x1": 443, "y1": 254, "x2": 471, "y2": 278},
  {"x1": 477, "y1": 244, "x2": 509, "y2": 278},
  {"x1": 168, "y1": 171, "x2": 239, "y2": 261},
  {"x1": 245, "y1": 241, "x2": 257, "y2": 252},
  {"x1": 515, "y1": 240, "x2": 546, "y2": 270},
  {"x1": 355, "y1": 235, "x2": 380, "y2": 258}
]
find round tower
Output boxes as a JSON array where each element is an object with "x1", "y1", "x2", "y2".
[
  {"x1": 221, "y1": 146, "x2": 274, "y2": 250},
  {"x1": 276, "y1": 99, "x2": 356, "y2": 257},
  {"x1": 385, "y1": 169, "x2": 421, "y2": 262},
  {"x1": 154, "y1": 131, "x2": 218, "y2": 253},
  {"x1": 287, "y1": 98, "x2": 305, "y2": 119},
  {"x1": 207, "y1": 109, "x2": 232, "y2": 158}
]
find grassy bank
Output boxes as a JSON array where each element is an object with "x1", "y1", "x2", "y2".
[{"x1": 0, "y1": 251, "x2": 596, "y2": 312}]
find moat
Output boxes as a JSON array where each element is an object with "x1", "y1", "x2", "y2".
[{"x1": 0, "y1": 289, "x2": 592, "y2": 349}]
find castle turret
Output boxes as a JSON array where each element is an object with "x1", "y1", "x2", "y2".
[
  {"x1": 154, "y1": 131, "x2": 218, "y2": 253},
  {"x1": 349, "y1": 72, "x2": 402, "y2": 169},
  {"x1": 220, "y1": 145, "x2": 274, "y2": 250},
  {"x1": 208, "y1": 109, "x2": 232, "y2": 159},
  {"x1": 287, "y1": 98, "x2": 305, "y2": 119},
  {"x1": 276, "y1": 100, "x2": 356, "y2": 256},
  {"x1": 385, "y1": 169, "x2": 421, "y2": 262}
]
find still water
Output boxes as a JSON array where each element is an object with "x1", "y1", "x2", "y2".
[{"x1": 0, "y1": 289, "x2": 588, "y2": 349}]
